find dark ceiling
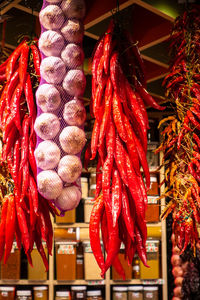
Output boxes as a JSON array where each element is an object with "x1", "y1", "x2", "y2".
[{"x1": 0, "y1": 0, "x2": 198, "y2": 102}]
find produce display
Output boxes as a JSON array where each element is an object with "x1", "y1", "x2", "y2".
[
  {"x1": 36, "y1": 0, "x2": 86, "y2": 213},
  {"x1": 0, "y1": 39, "x2": 57, "y2": 268},
  {"x1": 157, "y1": 7, "x2": 200, "y2": 253},
  {"x1": 88, "y1": 19, "x2": 165, "y2": 278}
]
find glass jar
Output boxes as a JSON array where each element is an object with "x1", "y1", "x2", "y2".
[
  {"x1": 0, "y1": 286, "x2": 15, "y2": 300},
  {"x1": 71, "y1": 286, "x2": 87, "y2": 300},
  {"x1": 55, "y1": 291, "x2": 71, "y2": 300},
  {"x1": 33, "y1": 286, "x2": 48, "y2": 300},
  {"x1": 76, "y1": 254, "x2": 84, "y2": 279},
  {"x1": 87, "y1": 290, "x2": 103, "y2": 300},
  {"x1": 113, "y1": 287, "x2": 128, "y2": 300},
  {"x1": 133, "y1": 257, "x2": 140, "y2": 279},
  {"x1": 128, "y1": 286, "x2": 143, "y2": 300},
  {"x1": 16, "y1": 290, "x2": 32, "y2": 300},
  {"x1": 143, "y1": 286, "x2": 158, "y2": 300}
]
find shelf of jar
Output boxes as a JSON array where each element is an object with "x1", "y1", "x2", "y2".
[
  {"x1": 110, "y1": 278, "x2": 164, "y2": 285},
  {"x1": 0, "y1": 280, "x2": 50, "y2": 285},
  {"x1": 54, "y1": 222, "x2": 162, "y2": 229},
  {"x1": 54, "y1": 280, "x2": 105, "y2": 285}
]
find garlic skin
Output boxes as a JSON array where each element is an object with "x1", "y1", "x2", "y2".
[
  {"x1": 61, "y1": 0, "x2": 86, "y2": 19},
  {"x1": 39, "y1": 5, "x2": 64, "y2": 30},
  {"x1": 59, "y1": 126, "x2": 86, "y2": 154},
  {"x1": 58, "y1": 155, "x2": 82, "y2": 183},
  {"x1": 62, "y1": 69, "x2": 86, "y2": 96},
  {"x1": 40, "y1": 56, "x2": 66, "y2": 84},
  {"x1": 34, "y1": 140, "x2": 61, "y2": 170},
  {"x1": 63, "y1": 99, "x2": 86, "y2": 126},
  {"x1": 37, "y1": 170, "x2": 63, "y2": 199},
  {"x1": 55, "y1": 185, "x2": 81, "y2": 210},
  {"x1": 39, "y1": 30, "x2": 64, "y2": 57},
  {"x1": 61, "y1": 43, "x2": 84, "y2": 68},
  {"x1": 34, "y1": 113, "x2": 60, "y2": 140},
  {"x1": 61, "y1": 19, "x2": 84, "y2": 43},
  {"x1": 36, "y1": 84, "x2": 61, "y2": 112}
]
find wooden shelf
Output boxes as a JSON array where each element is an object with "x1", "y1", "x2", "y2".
[
  {"x1": 54, "y1": 280, "x2": 105, "y2": 285},
  {"x1": 110, "y1": 278, "x2": 164, "y2": 285},
  {"x1": 0, "y1": 280, "x2": 50, "y2": 285}
]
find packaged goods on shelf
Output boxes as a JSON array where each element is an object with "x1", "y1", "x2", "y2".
[
  {"x1": 0, "y1": 286, "x2": 15, "y2": 300},
  {"x1": 89, "y1": 173, "x2": 96, "y2": 186},
  {"x1": 56, "y1": 241, "x2": 77, "y2": 280},
  {"x1": 55, "y1": 291, "x2": 71, "y2": 300},
  {"x1": 140, "y1": 240, "x2": 160, "y2": 279},
  {"x1": 147, "y1": 174, "x2": 159, "y2": 196},
  {"x1": 146, "y1": 142, "x2": 159, "y2": 167},
  {"x1": 147, "y1": 119, "x2": 159, "y2": 142},
  {"x1": 0, "y1": 242, "x2": 20, "y2": 279},
  {"x1": 84, "y1": 197, "x2": 94, "y2": 223},
  {"x1": 54, "y1": 228, "x2": 77, "y2": 240},
  {"x1": 33, "y1": 286, "x2": 48, "y2": 300},
  {"x1": 143, "y1": 286, "x2": 158, "y2": 300},
  {"x1": 113, "y1": 286, "x2": 128, "y2": 300},
  {"x1": 112, "y1": 244, "x2": 132, "y2": 280},
  {"x1": 56, "y1": 209, "x2": 76, "y2": 224},
  {"x1": 76, "y1": 254, "x2": 84, "y2": 279},
  {"x1": 28, "y1": 243, "x2": 48, "y2": 280},
  {"x1": 145, "y1": 196, "x2": 160, "y2": 223},
  {"x1": 88, "y1": 185, "x2": 96, "y2": 198},
  {"x1": 128, "y1": 286, "x2": 143, "y2": 300},
  {"x1": 81, "y1": 177, "x2": 89, "y2": 199},
  {"x1": 132, "y1": 256, "x2": 140, "y2": 279},
  {"x1": 16, "y1": 290, "x2": 32, "y2": 300},
  {"x1": 71, "y1": 286, "x2": 87, "y2": 300},
  {"x1": 83, "y1": 241, "x2": 103, "y2": 280},
  {"x1": 87, "y1": 290, "x2": 103, "y2": 300}
]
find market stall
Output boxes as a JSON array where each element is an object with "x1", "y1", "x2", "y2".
[{"x1": 0, "y1": 0, "x2": 199, "y2": 300}]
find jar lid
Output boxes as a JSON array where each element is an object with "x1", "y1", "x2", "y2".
[
  {"x1": 56, "y1": 291, "x2": 70, "y2": 296},
  {"x1": 0, "y1": 287, "x2": 15, "y2": 291},
  {"x1": 55, "y1": 240, "x2": 77, "y2": 245},
  {"x1": 143, "y1": 286, "x2": 159, "y2": 291},
  {"x1": 113, "y1": 286, "x2": 128, "y2": 292},
  {"x1": 90, "y1": 173, "x2": 96, "y2": 177},
  {"x1": 128, "y1": 286, "x2": 143, "y2": 291},
  {"x1": 87, "y1": 290, "x2": 101, "y2": 296},
  {"x1": 17, "y1": 290, "x2": 31, "y2": 296},
  {"x1": 76, "y1": 227, "x2": 80, "y2": 241},
  {"x1": 90, "y1": 184, "x2": 96, "y2": 189},
  {"x1": 77, "y1": 254, "x2": 84, "y2": 258},
  {"x1": 81, "y1": 177, "x2": 88, "y2": 182},
  {"x1": 150, "y1": 175, "x2": 158, "y2": 182},
  {"x1": 33, "y1": 286, "x2": 48, "y2": 291},
  {"x1": 71, "y1": 286, "x2": 87, "y2": 291}
]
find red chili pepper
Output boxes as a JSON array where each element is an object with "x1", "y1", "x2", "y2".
[
  {"x1": 20, "y1": 115, "x2": 30, "y2": 169},
  {"x1": 92, "y1": 36, "x2": 105, "y2": 84},
  {"x1": 1, "y1": 126, "x2": 17, "y2": 162},
  {"x1": 11, "y1": 83, "x2": 23, "y2": 134},
  {"x1": 29, "y1": 175, "x2": 38, "y2": 217},
  {"x1": 135, "y1": 226, "x2": 149, "y2": 267},
  {"x1": 91, "y1": 120, "x2": 100, "y2": 160},
  {"x1": 89, "y1": 195, "x2": 105, "y2": 274},
  {"x1": 0, "y1": 196, "x2": 9, "y2": 261},
  {"x1": 114, "y1": 134, "x2": 128, "y2": 186},
  {"x1": 121, "y1": 183, "x2": 135, "y2": 241},
  {"x1": 13, "y1": 139, "x2": 21, "y2": 188},
  {"x1": 103, "y1": 19, "x2": 114, "y2": 75},
  {"x1": 98, "y1": 78, "x2": 112, "y2": 147},
  {"x1": 5, "y1": 69, "x2": 19, "y2": 108},
  {"x1": 187, "y1": 110, "x2": 200, "y2": 130},
  {"x1": 84, "y1": 141, "x2": 92, "y2": 171},
  {"x1": 136, "y1": 79, "x2": 166, "y2": 110},
  {"x1": 34, "y1": 229, "x2": 49, "y2": 272},
  {"x1": 111, "y1": 166, "x2": 122, "y2": 228},
  {"x1": 28, "y1": 143, "x2": 37, "y2": 179},
  {"x1": 4, "y1": 194, "x2": 16, "y2": 263},
  {"x1": 20, "y1": 161, "x2": 29, "y2": 203},
  {"x1": 30, "y1": 44, "x2": 41, "y2": 81},
  {"x1": 24, "y1": 73, "x2": 36, "y2": 119},
  {"x1": 112, "y1": 91, "x2": 127, "y2": 143},
  {"x1": 19, "y1": 42, "x2": 29, "y2": 87},
  {"x1": 0, "y1": 84, "x2": 9, "y2": 125},
  {"x1": 16, "y1": 195, "x2": 30, "y2": 253},
  {"x1": 39, "y1": 199, "x2": 53, "y2": 255},
  {"x1": 193, "y1": 133, "x2": 200, "y2": 149},
  {"x1": 95, "y1": 157, "x2": 102, "y2": 199},
  {"x1": 6, "y1": 40, "x2": 27, "y2": 81},
  {"x1": 92, "y1": 77, "x2": 107, "y2": 120}
]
